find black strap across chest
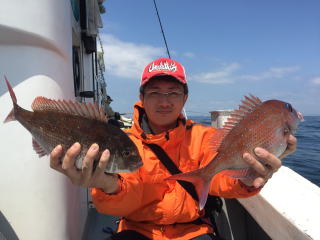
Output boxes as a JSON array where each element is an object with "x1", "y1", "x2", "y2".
[
  {"x1": 145, "y1": 143, "x2": 199, "y2": 202},
  {"x1": 144, "y1": 143, "x2": 223, "y2": 237}
]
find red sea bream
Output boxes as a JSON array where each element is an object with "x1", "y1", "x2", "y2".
[
  {"x1": 4, "y1": 77, "x2": 142, "y2": 173},
  {"x1": 167, "y1": 95, "x2": 303, "y2": 209}
]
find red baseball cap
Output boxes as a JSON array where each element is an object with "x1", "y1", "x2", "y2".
[{"x1": 140, "y1": 58, "x2": 187, "y2": 86}]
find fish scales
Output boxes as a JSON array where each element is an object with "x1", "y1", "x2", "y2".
[
  {"x1": 214, "y1": 103, "x2": 291, "y2": 171},
  {"x1": 4, "y1": 78, "x2": 142, "y2": 173}
]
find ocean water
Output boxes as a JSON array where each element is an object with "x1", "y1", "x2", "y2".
[{"x1": 189, "y1": 115, "x2": 320, "y2": 187}]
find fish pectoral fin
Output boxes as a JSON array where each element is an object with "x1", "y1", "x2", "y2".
[
  {"x1": 32, "y1": 138, "x2": 48, "y2": 157},
  {"x1": 221, "y1": 168, "x2": 252, "y2": 179},
  {"x1": 166, "y1": 169, "x2": 211, "y2": 210}
]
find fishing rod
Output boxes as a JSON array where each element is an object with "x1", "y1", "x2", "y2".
[{"x1": 152, "y1": 0, "x2": 171, "y2": 59}]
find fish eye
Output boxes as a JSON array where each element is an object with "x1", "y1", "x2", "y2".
[
  {"x1": 285, "y1": 103, "x2": 293, "y2": 112},
  {"x1": 122, "y1": 151, "x2": 131, "y2": 157}
]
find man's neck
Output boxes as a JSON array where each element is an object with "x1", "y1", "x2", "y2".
[{"x1": 141, "y1": 114, "x2": 178, "y2": 135}]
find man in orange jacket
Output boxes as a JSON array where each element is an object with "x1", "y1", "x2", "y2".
[{"x1": 50, "y1": 58, "x2": 297, "y2": 240}]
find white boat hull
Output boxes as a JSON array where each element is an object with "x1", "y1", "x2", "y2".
[{"x1": 0, "y1": 1, "x2": 87, "y2": 239}]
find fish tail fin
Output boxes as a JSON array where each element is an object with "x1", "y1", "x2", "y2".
[
  {"x1": 4, "y1": 109, "x2": 15, "y2": 123},
  {"x1": 166, "y1": 168, "x2": 211, "y2": 210},
  {"x1": 4, "y1": 76, "x2": 17, "y2": 104},
  {"x1": 4, "y1": 76, "x2": 17, "y2": 123}
]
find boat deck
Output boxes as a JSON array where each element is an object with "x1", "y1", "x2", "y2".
[{"x1": 81, "y1": 198, "x2": 271, "y2": 240}]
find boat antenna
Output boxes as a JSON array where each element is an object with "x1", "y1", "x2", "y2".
[{"x1": 153, "y1": 0, "x2": 171, "y2": 59}]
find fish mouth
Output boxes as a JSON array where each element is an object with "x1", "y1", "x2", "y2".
[{"x1": 129, "y1": 161, "x2": 143, "y2": 172}]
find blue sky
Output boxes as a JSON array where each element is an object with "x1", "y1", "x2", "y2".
[{"x1": 100, "y1": 0, "x2": 320, "y2": 116}]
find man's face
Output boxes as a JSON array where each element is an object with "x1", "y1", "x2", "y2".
[{"x1": 140, "y1": 78, "x2": 188, "y2": 132}]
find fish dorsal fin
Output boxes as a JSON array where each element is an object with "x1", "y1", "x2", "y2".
[
  {"x1": 31, "y1": 97, "x2": 108, "y2": 122},
  {"x1": 209, "y1": 95, "x2": 262, "y2": 152},
  {"x1": 222, "y1": 94, "x2": 262, "y2": 132}
]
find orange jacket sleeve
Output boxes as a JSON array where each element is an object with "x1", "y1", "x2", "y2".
[
  {"x1": 91, "y1": 172, "x2": 144, "y2": 217},
  {"x1": 209, "y1": 173, "x2": 261, "y2": 198}
]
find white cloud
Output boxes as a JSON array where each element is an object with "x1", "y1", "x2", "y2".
[
  {"x1": 240, "y1": 66, "x2": 300, "y2": 81},
  {"x1": 98, "y1": 35, "x2": 302, "y2": 89},
  {"x1": 189, "y1": 62, "x2": 240, "y2": 84},
  {"x1": 183, "y1": 52, "x2": 195, "y2": 58},
  {"x1": 311, "y1": 77, "x2": 320, "y2": 85},
  {"x1": 190, "y1": 63, "x2": 300, "y2": 85},
  {"x1": 100, "y1": 34, "x2": 164, "y2": 79}
]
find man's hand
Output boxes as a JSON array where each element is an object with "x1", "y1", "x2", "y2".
[
  {"x1": 50, "y1": 143, "x2": 120, "y2": 194},
  {"x1": 279, "y1": 135, "x2": 297, "y2": 159},
  {"x1": 241, "y1": 135, "x2": 297, "y2": 188}
]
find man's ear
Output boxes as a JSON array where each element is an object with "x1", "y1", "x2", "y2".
[
  {"x1": 183, "y1": 94, "x2": 188, "y2": 105},
  {"x1": 139, "y1": 94, "x2": 144, "y2": 105}
]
